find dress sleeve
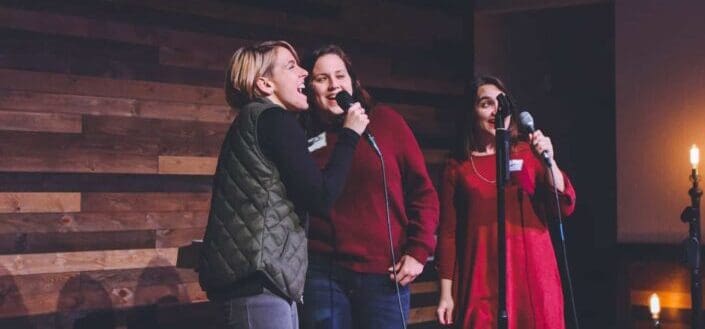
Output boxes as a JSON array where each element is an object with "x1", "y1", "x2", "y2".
[
  {"x1": 532, "y1": 152, "x2": 576, "y2": 219},
  {"x1": 435, "y1": 159, "x2": 460, "y2": 280}
]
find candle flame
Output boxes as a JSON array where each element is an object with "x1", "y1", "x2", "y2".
[
  {"x1": 691, "y1": 144, "x2": 700, "y2": 169},
  {"x1": 649, "y1": 293, "x2": 660, "y2": 320}
]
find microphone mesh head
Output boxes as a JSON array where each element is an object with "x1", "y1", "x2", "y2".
[
  {"x1": 335, "y1": 91, "x2": 354, "y2": 112},
  {"x1": 518, "y1": 111, "x2": 535, "y2": 132}
]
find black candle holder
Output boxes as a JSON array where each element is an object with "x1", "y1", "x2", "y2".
[{"x1": 681, "y1": 167, "x2": 703, "y2": 329}]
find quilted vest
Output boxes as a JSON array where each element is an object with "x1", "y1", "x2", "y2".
[{"x1": 198, "y1": 99, "x2": 307, "y2": 301}]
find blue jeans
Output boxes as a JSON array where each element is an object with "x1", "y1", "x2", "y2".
[
  {"x1": 302, "y1": 256, "x2": 410, "y2": 329},
  {"x1": 221, "y1": 288, "x2": 299, "y2": 329}
]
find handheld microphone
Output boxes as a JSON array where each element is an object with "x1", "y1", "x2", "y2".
[
  {"x1": 335, "y1": 91, "x2": 381, "y2": 155},
  {"x1": 518, "y1": 111, "x2": 552, "y2": 167}
]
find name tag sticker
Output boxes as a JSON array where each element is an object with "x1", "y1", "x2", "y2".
[
  {"x1": 307, "y1": 132, "x2": 327, "y2": 152},
  {"x1": 509, "y1": 159, "x2": 523, "y2": 172}
]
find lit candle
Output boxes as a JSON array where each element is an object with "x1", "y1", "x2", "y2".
[
  {"x1": 691, "y1": 144, "x2": 700, "y2": 171},
  {"x1": 650, "y1": 293, "x2": 661, "y2": 327}
]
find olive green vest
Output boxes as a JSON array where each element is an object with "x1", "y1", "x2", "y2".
[{"x1": 198, "y1": 99, "x2": 307, "y2": 301}]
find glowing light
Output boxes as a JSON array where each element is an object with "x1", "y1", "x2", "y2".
[
  {"x1": 691, "y1": 144, "x2": 700, "y2": 170},
  {"x1": 649, "y1": 293, "x2": 660, "y2": 320}
]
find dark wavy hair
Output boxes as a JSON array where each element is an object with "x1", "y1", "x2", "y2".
[{"x1": 451, "y1": 75, "x2": 520, "y2": 161}]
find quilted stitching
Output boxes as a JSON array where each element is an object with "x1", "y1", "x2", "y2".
[{"x1": 199, "y1": 102, "x2": 308, "y2": 300}]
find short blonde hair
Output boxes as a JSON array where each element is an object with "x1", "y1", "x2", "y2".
[{"x1": 225, "y1": 40, "x2": 299, "y2": 108}]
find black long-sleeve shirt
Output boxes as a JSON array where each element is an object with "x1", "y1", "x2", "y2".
[{"x1": 258, "y1": 107, "x2": 360, "y2": 219}]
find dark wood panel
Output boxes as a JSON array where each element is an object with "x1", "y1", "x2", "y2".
[
  {"x1": 156, "y1": 228, "x2": 205, "y2": 248},
  {"x1": 0, "y1": 268, "x2": 205, "y2": 318},
  {"x1": 0, "y1": 5, "x2": 463, "y2": 86},
  {"x1": 0, "y1": 266, "x2": 198, "y2": 301},
  {"x1": 0, "y1": 192, "x2": 80, "y2": 214},
  {"x1": 135, "y1": 100, "x2": 234, "y2": 124},
  {"x1": 0, "y1": 89, "x2": 136, "y2": 117},
  {"x1": 0, "y1": 53, "x2": 223, "y2": 87},
  {"x1": 0, "y1": 2, "x2": 461, "y2": 327},
  {"x1": 0, "y1": 1, "x2": 459, "y2": 48},
  {"x1": 158, "y1": 156, "x2": 217, "y2": 175},
  {"x1": 0, "y1": 248, "x2": 180, "y2": 276},
  {"x1": 121, "y1": 0, "x2": 461, "y2": 48},
  {"x1": 81, "y1": 193, "x2": 211, "y2": 212},
  {"x1": 0, "y1": 230, "x2": 155, "y2": 255},
  {"x1": 0, "y1": 90, "x2": 234, "y2": 123},
  {"x1": 0, "y1": 153, "x2": 158, "y2": 174},
  {"x1": 0, "y1": 120, "x2": 225, "y2": 159},
  {"x1": 0, "y1": 28, "x2": 159, "y2": 64},
  {"x1": 0, "y1": 69, "x2": 225, "y2": 105},
  {"x1": 0, "y1": 110, "x2": 82, "y2": 133},
  {"x1": 0, "y1": 61, "x2": 461, "y2": 107},
  {"x1": 83, "y1": 114, "x2": 230, "y2": 143},
  {"x1": 0, "y1": 172, "x2": 213, "y2": 192},
  {"x1": 0, "y1": 131, "x2": 159, "y2": 156},
  {"x1": 371, "y1": 87, "x2": 465, "y2": 109},
  {"x1": 0, "y1": 211, "x2": 208, "y2": 234},
  {"x1": 0, "y1": 5, "x2": 251, "y2": 57},
  {"x1": 0, "y1": 301, "x2": 225, "y2": 328}
]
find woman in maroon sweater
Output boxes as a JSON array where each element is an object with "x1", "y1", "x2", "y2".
[
  {"x1": 435, "y1": 76, "x2": 576, "y2": 328},
  {"x1": 300, "y1": 45, "x2": 439, "y2": 329}
]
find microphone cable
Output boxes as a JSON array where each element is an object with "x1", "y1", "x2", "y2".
[
  {"x1": 368, "y1": 134, "x2": 408, "y2": 329},
  {"x1": 547, "y1": 165, "x2": 580, "y2": 329}
]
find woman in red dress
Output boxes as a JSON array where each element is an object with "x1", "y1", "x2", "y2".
[{"x1": 435, "y1": 76, "x2": 576, "y2": 329}]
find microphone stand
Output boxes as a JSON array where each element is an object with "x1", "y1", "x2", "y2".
[
  {"x1": 681, "y1": 167, "x2": 703, "y2": 329},
  {"x1": 496, "y1": 95, "x2": 511, "y2": 329}
]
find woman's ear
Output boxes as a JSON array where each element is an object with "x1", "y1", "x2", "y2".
[{"x1": 255, "y1": 76, "x2": 274, "y2": 96}]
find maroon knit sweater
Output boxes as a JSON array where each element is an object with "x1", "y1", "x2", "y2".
[{"x1": 308, "y1": 105, "x2": 439, "y2": 273}]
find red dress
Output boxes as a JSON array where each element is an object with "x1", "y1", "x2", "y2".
[{"x1": 435, "y1": 143, "x2": 576, "y2": 329}]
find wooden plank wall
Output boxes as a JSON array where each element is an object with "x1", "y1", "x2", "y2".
[
  {"x1": 617, "y1": 244, "x2": 704, "y2": 329},
  {"x1": 0, "y1": 1, "x2": 466, "y2": 328}
]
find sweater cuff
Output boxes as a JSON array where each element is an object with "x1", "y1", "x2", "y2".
[
  {"x1": 405, "y1": 245, "x2": 431, "y2": 266},
  {"x1": 338, "y1": 127, "x2": 361, "y2": 146}
]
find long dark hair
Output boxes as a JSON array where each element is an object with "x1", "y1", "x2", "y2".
[
  {"x1": 451, "y1": 76, "x2": 521, "y2": 161},
  {"x1": 301, "y1": 45, "x2": 375, "y2": 135}
]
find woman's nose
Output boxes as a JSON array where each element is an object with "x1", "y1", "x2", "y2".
[{"x1": 329, "y1": 79, "x2": 340, "y2": 90}]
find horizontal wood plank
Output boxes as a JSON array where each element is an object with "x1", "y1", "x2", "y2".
[
  {"x1": 0, "y1": 68, "x2": 225, "y2": 105},
  {"x1": 0, "y1": 193, "x2": 80, "y2": 213},
  {"x1": 81, "y1": 193, "x2": 211, "y2": 212},
  {"x1": 158, "y1": 156, "x2": 217, "y2": 175},
  {"x1": 408, "y1": 305, "x2": 437, "y2": 324},
  {"x1": 1, "y1": 282, "x2": 206, "y2": 318},
  {"x1": 156, "y1": 228, "x2": 206, "y2": 248},
  {"x1": 0, "y1": 211, "x2": 208, "y2": 234},
  {"x1": 0, "y1": 172, "x2": 213, "y2": 193},
  {"x1": 0, "y1": 230, "x2": 155, "y2": 255},
  {"x1": 0, "y1": 248, "x2": 179, "y2": 276},
  {"x1": 0, "y1": 266, "x2": 198, "y2": 300},
  {"x1": 0, "y1": 110, "x2": 82, "y2": 133},
  {"x1": 387, "y1": 103, "x2": 452, "y2": 136},
  {"x1": 0, "y1": 90, "x2": 235, "y2": 123},
  {"x1": 631, "y1": 290, "x2": 691, "y2": 310},
  {"x1": 0, "y1": 130, "x2": 159, "y2": 156},
  {"x1": 0, "y1": 153, "x2": 158, "y2": 174},
  {"x1": 120, "y1": 0, "x2": 460, "y2": 46},
  {"x1": 410, "y1": 281, "x2": 439, "y2": 295},
  {"x1": 0, "y1": 90, "x2": 136, "y2": 117},
  {"x1": 83, "y1": 115, "x2": 228, "y2": 140}
]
